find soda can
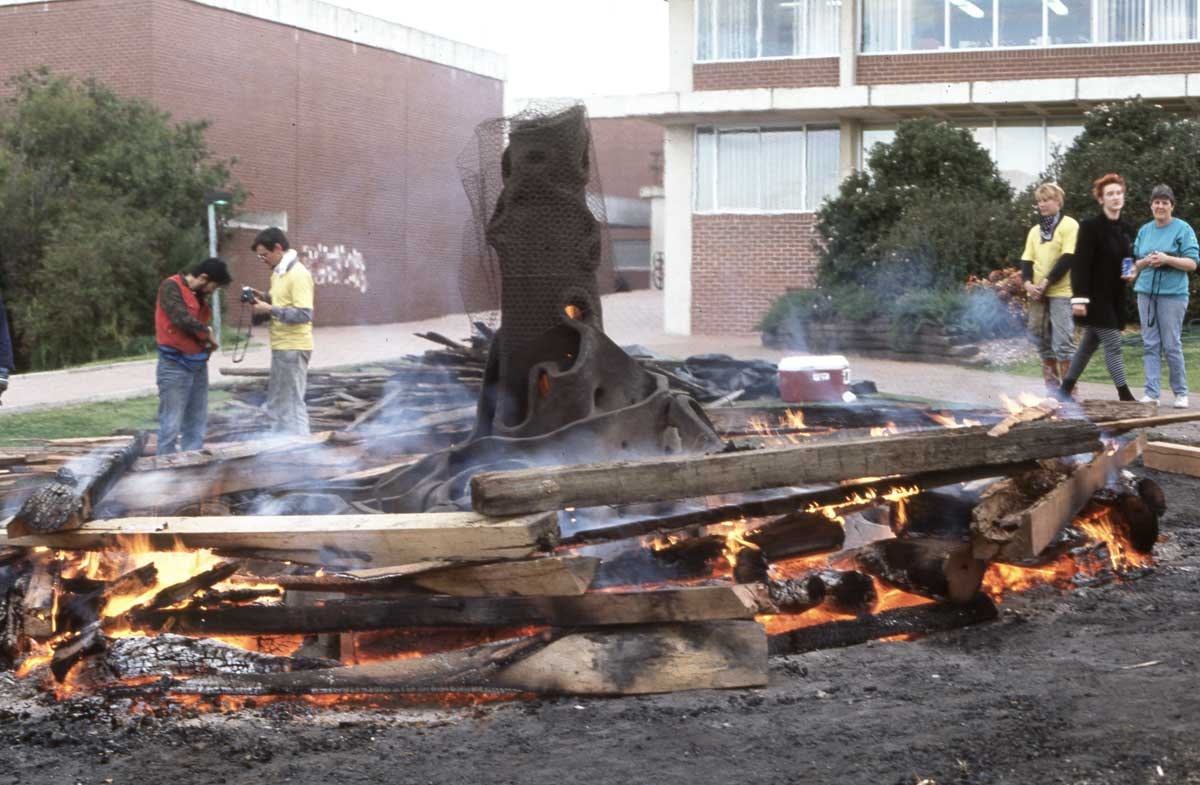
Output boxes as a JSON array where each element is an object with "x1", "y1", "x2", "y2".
[{"x1": 1121, "y1": 257, "x2": 1134, "y2": 277}]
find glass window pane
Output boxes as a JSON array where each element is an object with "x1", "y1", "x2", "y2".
[
  {"x1": 999, "y1": 0, "x2": 1044, "y2": 46},
  {"x1": 697, "y1": 0, "x2": 714, "y2": 60},
  {"x1": 970, "y1": 124, "x2": 996, "y2": 156},
  {"x1": 901, "y1": 0, "x2": 946, "y2": 50},
  {"x1": 1097, "y1": 0, "x2": 1145, "y2": 43},
  {"x1": 950, "y1": 0, "x2": 994, "y2": 49},
  {"x1": 805, "y1": 127, "x2": 841, "y2": 211},
  {"x1": 1046, "y1": 123, "x2": 1083, "y2": 157},
  {"x1": 717, "y1": 0, "x2": 758, "y2": 59},
  {"x1": 717, "y1": 129, "x2": 760, "y2": 209},
  {"x1": 762, "y1": 0, "x2": 841, "y2": 57},
  {"x1": 861, "y1": 127, "x2": 896, "y2": 168},
  {"x1": 1047, "y1": 0, "x2": 1092, "y2": 44},
  {"x1": 761, "y1": 129, "x2": 806, "y2": 210},
  {"x1": 862, "y1": 0, "x2": 899, "y2": 52},
  {"x1": 695, "y1": 128, "x2": 716, "y2": 211},
  {"x1": 995, "y1": 125, "x2": 1046, "y2": 192},
  {"x1": 612, "y1": 239, "x2": 651, "y2": 270},
  {"x1": 1149, "y1": 0, "x2": 1195, "y2": 40}
]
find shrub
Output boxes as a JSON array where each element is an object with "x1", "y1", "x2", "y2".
[
  {"x1": 0, "y1": 69, "x2": 240, "y2": 370},
  {"x1": 815, "y1": 118, "x2": 1020, "y2": 290}
]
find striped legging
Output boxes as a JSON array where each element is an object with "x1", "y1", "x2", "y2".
[{"x1": 1065, "y1": 327, "x2": 1127, "y2": 387}]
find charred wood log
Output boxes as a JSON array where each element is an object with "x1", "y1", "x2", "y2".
[
  {"x1": 765, "y1": 574, "x2": 826, "y2": 613},
  {"x1": 8, "y1": 432, "x2": 147, "y2": 536},
  {"x1": 143, "y1": 560, "x2": 242, "y2": 611},
  {"x1": 51, "y1": 621, "x2": 106, "y2": 681},
  {"x1": 744, "y1": 512, "x2": 845, "y2": 560},
  {"x1": 57, "y1": 563, "x2": 158, "y2": 635},
  {"x1": 131, "y1": 585, "x2": 769, "y2": 635},
  {"x1": 767, "y1": 594, "x2": 998, "y2": 655},
  {"x1": 854, "y1": 538, "x2": 986, "y2": 604},
  {"x1": 816, "y1": 569, "x2": 878, "y2": 615},
  {"x1": 470, "y1": 420, "x2": 1103, "y2": 517}
]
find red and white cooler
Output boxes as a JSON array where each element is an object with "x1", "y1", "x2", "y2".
[{"x1": 777, "y1": 355, "x2": 851, "y2": 403}]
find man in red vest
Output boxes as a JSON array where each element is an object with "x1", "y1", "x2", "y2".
[{"x1": 155, "y1": 258, "x2": 232, "y2": 454}]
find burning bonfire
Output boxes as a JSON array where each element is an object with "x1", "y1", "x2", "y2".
[{"x1": 0, "y1": 104, "x2": 1184, "y2": 709}]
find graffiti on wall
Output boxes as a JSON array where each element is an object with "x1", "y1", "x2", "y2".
[{"x1": 300, "y1": 244, "x2": 369, "y2": 294}]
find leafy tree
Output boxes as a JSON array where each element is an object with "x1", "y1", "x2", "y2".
[
  {"x1": 1050, "y1": 98, "x2": 1200, "y2": 228},
  {"x1": 0, "y1": 69, "x2": 240, "y2": 370},
  {"x1": 815, "y1": 118, "x2": 1021, "y2": 290}
]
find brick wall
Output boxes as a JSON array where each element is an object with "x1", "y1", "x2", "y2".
[
  {"x1": 693, "y1": 58, "x2": 838, "y2": 90},
  {"x1": 691, "y1": 213, "x2": 819, "y2": 335},
  {"x1": 0, "y1": 0, "x2": 503, "y2": 327},
  {"x1": 858, "y1": 42, "x2": 1200, "y2": 84},
  {"x1": 589, "y1": 118, "x2": 663, "y2": 199}
]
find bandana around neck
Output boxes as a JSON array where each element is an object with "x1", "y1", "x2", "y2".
[{"x1": 1039, "y1": 213, "x2": 1062, "y2": 243}]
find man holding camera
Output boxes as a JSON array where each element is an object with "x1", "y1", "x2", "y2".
[
  {"x1": 246, "y1": 227, "x2": 314, "y2": 435},
  {"x1": 155, "y1": 257, "x2": 232, "y2": 454}
]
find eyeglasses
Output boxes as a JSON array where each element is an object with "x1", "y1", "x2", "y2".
[{"x1": 256, "y1": 252, "x2": 270, "y2": 260}]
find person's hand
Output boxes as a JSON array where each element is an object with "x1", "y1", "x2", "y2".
[
  {"x1": 1072, "y1": 303, "x2": 1087, "y2": 317},
  {"x1": 252, "y1": 301, "x2": 273, "y2": 317},
  {"x1": 1149, "y1": 251, "x2": 1167, "y2": 268},
  {"x1": 1023, "y1": 281, "x2": 1042, "y2": 300}
]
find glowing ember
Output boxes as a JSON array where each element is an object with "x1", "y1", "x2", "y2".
[{"x1": 869, "y1": 421, "x2": 899, "y2": 437}]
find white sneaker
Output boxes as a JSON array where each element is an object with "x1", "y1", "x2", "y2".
[
  {"x1": 1174, "y1": 396, "x2": 1190, "y2": 409},
  {"x1": 1139, "y1": 395, "x2": 1159, "y2": 404}
]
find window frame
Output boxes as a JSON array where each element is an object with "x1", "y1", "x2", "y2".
[
  {"x1": 694, "y1": 0, "x2": 843, "y2": 63},
  {"x1": 693, "y1": 123, "x2": 841, "y2": 215},
  {"x1": 859, "y1": 0, "x2": 1200, "y2": 54}
]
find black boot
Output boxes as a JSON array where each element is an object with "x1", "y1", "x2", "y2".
[
  {"x1": 1117, "y1": 384, "x2": 1136, "y2": 402},
  {"x1": 1056, "y1": 377, "x2": 1077, "y2": 402}
]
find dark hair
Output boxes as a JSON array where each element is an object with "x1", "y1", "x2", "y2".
[
  {"x1": 252, "y1": 227, "x2": 290, "y2": 252},
  {"x1": 190, "y1": 257, "x2": 232, "y2": 286},
  {"x1": 1092, "y1": 173, "x2": 1126, "y2": 202}
]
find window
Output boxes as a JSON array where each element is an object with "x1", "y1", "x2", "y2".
[
  {"x1": 862, "y1": 0, "x2": 1200, "y2": 52},
  {"x1": 695, "y1": 125, "x2": 841, "y2": 212},
  {"x1": 856, "y1": 121, "x2": 1084, "y2": 190},
  {"x1": 613, "y1": 240, "x2": 652, "y2": 270},
  {"x1": 696, "y1": 0, "x2": 840, "y2": 61}
]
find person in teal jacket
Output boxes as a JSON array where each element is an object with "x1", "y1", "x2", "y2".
[{"x1": 1131, "y1": 184, "x2": 1199, "y2": 408}]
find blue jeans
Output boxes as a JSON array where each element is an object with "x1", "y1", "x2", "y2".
[
  {"x1": 157, "y1": 358, "x2": 209, "y2": 454},
  {"x1": 1137, "y1": 293, "x2": 1188, "y2": 399}
]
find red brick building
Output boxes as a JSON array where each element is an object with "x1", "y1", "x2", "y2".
[
  {"x1": 0, "y1": 0, "x2": 505, "y2": 326},
  {"x1": 589, "y1": 117, "x2": 664, "y2": 289},
  {"x1": 588, "y1": 0, "x2": 1200, "y2": 334}
]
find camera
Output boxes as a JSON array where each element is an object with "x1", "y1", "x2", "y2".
[{"x1": 240, "y1": 286, "x2": 257, "y2": 304}]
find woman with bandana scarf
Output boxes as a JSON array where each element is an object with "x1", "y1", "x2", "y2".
[{"x1": 1020, "y1": 182, "x2": 1078, "y2": 395}]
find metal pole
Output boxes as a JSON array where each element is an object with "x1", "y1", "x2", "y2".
[{"x1": 207, "y1": 202, "x2": 222, "y2": 341}]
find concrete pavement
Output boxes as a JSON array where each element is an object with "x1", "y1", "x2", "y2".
[{"x1": 0, "y1": 289, "x2": 1115, "y2": 417}]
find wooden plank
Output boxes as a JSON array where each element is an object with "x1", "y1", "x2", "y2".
[
  {"x1": 1142, "y1": 440, "x2": 1200, "y2": 477},
  {"x1": 470, "y1": 419, "x2": 1103, "y2": 517},
  {"x1": 131, "y1": 585, "x2": 770, "y2": 634},
  {"x1": 410, "y1": 556, "x2": 599, "y2": 597},
  {"x1": 22, "y1": 557, "x2": 60, "y2": 640},
  {"x1": 8, "y1": 433, "x2": 147, "y2": 536},
  {"x1": 493, "y1": 621, "x2": 768, "y2": 695},
  {"x1": 974, "y1": 435, "x2": 1145, "y2": 561},
  {"x1": 1096, "y1": 409, "x2": 1200, "y2": 433},
  {"x1": 8, "y1": 511, "x2": 559, "y2": 566},
  {"x1": 128, "y1": 433, "x2": 331, "y2": 472}
]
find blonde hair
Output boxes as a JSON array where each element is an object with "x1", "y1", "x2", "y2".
[{"x1": 1034, "y1": 182, "x2": 1066, "y2": 203}]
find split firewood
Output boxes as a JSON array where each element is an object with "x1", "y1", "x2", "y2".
[
  {"x1": 767, "y1": 593, "x2": 998, "y2": 656},
  {"x1": 131, "y1": 584, "x2": 770, "y2": 634},
  {"x1": 987, "y1": 399, "x2": 1059, "y2": 437},
  {"x1": 973, "y1": 436, "x2": 1145, "y2": 561},
  {"x1": 764, "y1": 574, "x2": 826, "y2": 613},
  {"x1": 50, "y1": 621, "x2": 106, "y2": 681},
  {"x1": 142, "y1": 560, "x2": 243, "y2": 611},
  {"x1": 854, "y1": 538, "x2": 987, "y2": 604},
  {"x1": 57, "y1": 563, "x2": 158, "y2": 634},
  {"x1": 21, "y1": 556, "x2": 60, "y2": 640},
  {"x1": 9, "y1": 511, "x2": 560, "y2": 567},
  {"x1": 8, "y1": 432, "x2": 146, "y2": 536},
  {"x1": 745, "y1": 511, "x2": 845, "y2": 560}
]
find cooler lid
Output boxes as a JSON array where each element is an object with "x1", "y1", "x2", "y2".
[{"x1": 778, "y1": 355, "x2": 849, "y2": 372}]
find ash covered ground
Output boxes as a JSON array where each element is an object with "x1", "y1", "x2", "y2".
[{"x1": 1, "y1": 465, "x2": 1197, "y2": 785}]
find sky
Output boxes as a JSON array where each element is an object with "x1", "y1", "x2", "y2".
[{"x1": 327, "y1": 0, "x2": 670, "y2": 105}]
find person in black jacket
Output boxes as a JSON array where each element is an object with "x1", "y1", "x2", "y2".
[{"x1": 1059, "y1": 172, "x2": 1137, "y2": 402}]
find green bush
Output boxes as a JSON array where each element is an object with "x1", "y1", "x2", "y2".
[
  {"x1": 816, "y1": 119, "x2": 1020, "y2": 291},
  {"x1": 0, "y1": 69, "x2": 241, "y2": 370}
]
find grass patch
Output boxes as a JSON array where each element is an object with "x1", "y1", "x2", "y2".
[
  {"x1": 0, "y1": 390, "x2": 232, "y2": 445},
  {"x1": 999, "y1": 330, "x2": 1200, "y2": 392}
]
